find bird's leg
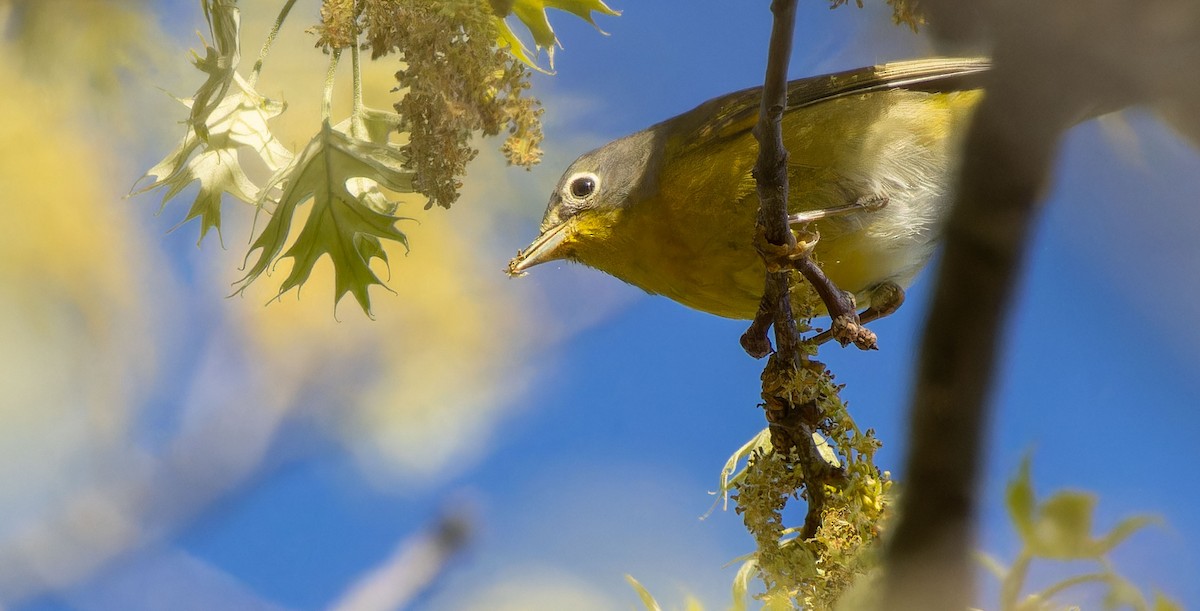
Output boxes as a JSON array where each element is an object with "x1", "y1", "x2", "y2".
[
  {"x1": 794, "y1": 257, "x2": 877, "y2": 350},
  {"x1": 787, "y1": 194, "x2": 889, "y2": 225},
  {"x1": 746, "y1": 196, "x2": 893, "y2": 355},
  {"x1": 809, "y1": 281, "x2": 906, "y2": 346},
  {"x1": 782, "y1": 193, "x2": 889, "y2": 350}
]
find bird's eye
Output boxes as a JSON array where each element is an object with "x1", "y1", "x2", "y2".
[{"x1": 570, "y1": 175, "x2": 596, "y2": 199}]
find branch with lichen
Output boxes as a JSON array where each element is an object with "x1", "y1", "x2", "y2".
[
  {"x1": 728, "y1": 354, "x2": 890, "y2": 608},
  {"x1": 726, "y1": 3, "x2": 892, "y2": 607}
]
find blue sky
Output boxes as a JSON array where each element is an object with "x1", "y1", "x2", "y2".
[{"x1": 3, "y1": 1, "x2": 1199, "y2": 610}]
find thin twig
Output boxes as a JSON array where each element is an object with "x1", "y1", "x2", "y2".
[
  {"x1": 247, "y1": 0, "x2": 299, "y2": 88},
  {"x1": 741, "y1": 0, "x2": 871, "y2": 356},
  {"x1": 322, "y1": 49, "x2": 342, "y2": 122},
  {"x1": 748, "y1": 0, "x2": 801, "y2": 364},
  {"x1": 349, "y1": 2, "x2": 365, "y2": 139}
]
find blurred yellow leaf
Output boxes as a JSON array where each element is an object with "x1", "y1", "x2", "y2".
[{"x1": 0, "y1": 30, "x2": 160, "y2": 521}]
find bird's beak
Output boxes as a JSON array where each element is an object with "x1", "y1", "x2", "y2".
[{"x1": 507, "y1": 221, "x2": 574, "y2": 277}]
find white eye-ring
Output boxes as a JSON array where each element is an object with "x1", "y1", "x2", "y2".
[{"x1": 565, "y1": 172, "x2": 599, "y2": 201}]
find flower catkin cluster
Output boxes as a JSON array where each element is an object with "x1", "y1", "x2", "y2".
[
  {"x1": 317, "y1": 0, "x2": 544, "y2": 209},
  {"x1": 733, "y1": 356, "x2": 892, "y2": 610},
  {"x1": 314, "y1": 0, "x2": 359, "y2": 50}
]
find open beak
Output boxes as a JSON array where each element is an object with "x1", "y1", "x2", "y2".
[{"x1": 507, "y1": 221, "x2": 573, "y2": 277}]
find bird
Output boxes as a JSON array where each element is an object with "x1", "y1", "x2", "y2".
[{"x1": 508, "y1": 57, "x2": 990, "y2": 325}]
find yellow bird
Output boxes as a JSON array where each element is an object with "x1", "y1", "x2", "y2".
[{"x1": 509, "y1": 58, "x2": 988, "y2": 322}]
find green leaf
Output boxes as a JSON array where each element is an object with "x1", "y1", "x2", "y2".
[
  {"x1": 498, "y1": 0, "x2": 620, "y2": 69},
  {"x1": 625, "y1": 575, "x2": 664, "y2": 611},
  {"x1": 493, "y1": 17, "x2": 548, "y2": 74},
  {"x1": 1030, "y1": 492, "x2": 1097, "y2": 559},
  {"x1": 545, "y1": 0, "x2": 620, "y2": 25},
  {"x1": 730, "y1": 557, "x2": 757, "y2": 611},
  {"x1": 707, "y1": 428, "x2": 772, "y2": 517},
  {"x1": 191, "y1": 0, "x2": 243, "y2": 140},
  {"x1": 1028, "y1": 492, "x2": 1154, "y2": 560},
  {"x1": 1007, "y1": 455, "x2": 1037, "y2": 546},
  {"x1": 235, "y1": 121, "x2": 414, "y2": 316},
  {"x1": 1095, "y1": 514, "x2": 1157, "y2": 556},
  {"x1": 1102, "y1": 573, "x2": 1148, "y2": 611},
  {"x1": 1153, "y1": 592, "x2": 1183, "y2": 611},
  {"x1": 132, "y1": 74, "x2": 292, "y2": 244}
]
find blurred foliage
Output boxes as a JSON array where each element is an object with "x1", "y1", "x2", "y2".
[
  {"x1": 135, "y1": 0, "x2": 614, "y2": 314},
  {"x1": 0, "y1": 3, "x2": 553, "y2": 601},
  {"x1": 980, "y1": 457, "x2": 1180, "y2": 611},
  {"x1": 0, "y1": 0, "x2": 164, "y2": 101},
  {"x1": 0, "y1": 0, "x2": 158, "y2": 560}
]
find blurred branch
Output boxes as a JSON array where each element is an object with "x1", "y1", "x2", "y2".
[
  {"x1": 329, "y1": 504, "x2": 474, "y2": 611},
  {"x1": 881, "y1": 55, "x2": 1074, "y2": 611},
  {"x1": 881, "y1": 2, "x2": 1200, "y2": 609}
]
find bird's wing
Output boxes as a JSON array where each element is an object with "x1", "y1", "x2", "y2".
[{"x1": 670, "y1": 57, "x2": 990, "y2": 155}]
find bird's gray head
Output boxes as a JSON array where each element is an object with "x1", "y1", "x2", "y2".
[
  {"x1": 538, "y1": 127, "x2": 663, "y2": 231},
  {"x1": 508, "y1": 127, "x2": 664, "y2": 275}
]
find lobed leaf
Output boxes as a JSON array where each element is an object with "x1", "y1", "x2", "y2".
[
  {"x1": 191, "y1": 0, "x2": 243, "y2": 140},
  {"x1": 132, "y1": 74, "x2": 292, "y2": 244},
  {"x1": 626, "y1": 575, "x2": 664, "y2": 611},
  {"x1": 1007, "y1": 455, "x2": 1037, "y2": 546},
  {"x1": 235, "y1": 121, "x2": 414, "y2": 315},
  {"x1": 495, "y1": 0, "x2": 620, "y2": 69}
]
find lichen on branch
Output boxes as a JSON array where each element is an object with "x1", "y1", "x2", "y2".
[{"x1": 729, "y1": 354, "x2": 891, "y2": 609}]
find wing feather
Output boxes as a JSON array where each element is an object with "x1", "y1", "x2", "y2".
[{"x1": 669, "y1": 57, "x2": 990, "y2": 154}]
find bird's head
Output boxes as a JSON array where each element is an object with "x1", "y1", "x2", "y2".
[{"x1": 508, "y1": 127, "x2": 663, "y2": 276}]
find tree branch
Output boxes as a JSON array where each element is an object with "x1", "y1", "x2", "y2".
[
  {"x1": 879, "y1": 1, "x2": 1200, "y2": 609},
  {"x1": 747, "y1": 0, "x2": 802, "y2": 366},
  {"x1": 740, "y1": 0, "x2": 863, "y2": 570},
  {"x1": 740, "y1": 0, "x2": 873, "y2": 355},
  {"x1": 880, "y1": 57, "x2": 1073, "y2": 611}
]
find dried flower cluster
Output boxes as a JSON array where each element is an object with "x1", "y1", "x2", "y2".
[
  {"x1": 314, "y1": 0, "x2": 359, "y2": 50},
  {"x1": 830, "y1": 0, "x2": 925, "y2": 30},
  {"x1": 315, "y1": 0, "x2": 544, "y2": 209}
]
